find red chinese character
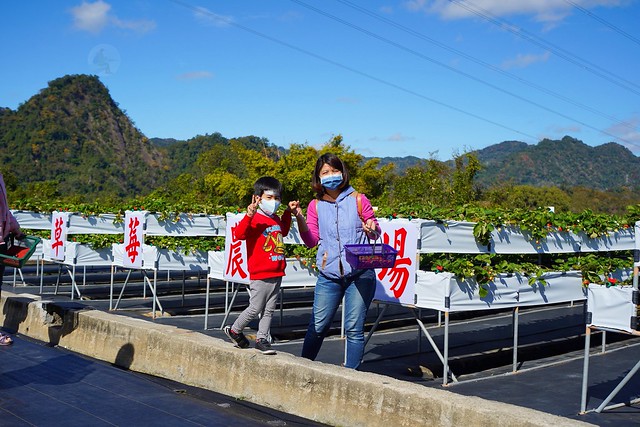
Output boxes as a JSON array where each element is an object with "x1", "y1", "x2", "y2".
[
  {"x1": 126, "y1": 217, "x2": 141, "y2": 263},
  {"x1": 225, "y1": 223, "x2": 248, "y2": 279},
  {"x1": 378, "y1": 228, "x2": 411, "y2": 298},
  {"x1": 51, "y1": 216, "x2": 64, "y2": 256}
]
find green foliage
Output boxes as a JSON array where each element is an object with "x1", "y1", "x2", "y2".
[
  {"x1": 474, "y1": 135, "x2": 640, "y2": 193},
  {"x1": 0, "y1": 74, "x2": 166, "y2": 199}
]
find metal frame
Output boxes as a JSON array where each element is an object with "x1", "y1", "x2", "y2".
[
  {"x1": 580, "y1": 251, "x2": 640, "y2": 414},
  {"x1": 365, "y1": 300, "x2": 581, "y2": 386},
  {"x1": 109, "y1": 262, "x2": 163, "y2": 319}
]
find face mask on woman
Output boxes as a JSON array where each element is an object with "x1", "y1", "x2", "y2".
[
  {"x1": 320, "y1": 173, "x2": 343, "y2": 190},
  {"x1": 259, "y1": 198, "x2": 280, "y2": 215}
]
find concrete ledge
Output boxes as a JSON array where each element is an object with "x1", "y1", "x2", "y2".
[{"x1": 0, "y1": 291, "x2": 594, "y2": 427}]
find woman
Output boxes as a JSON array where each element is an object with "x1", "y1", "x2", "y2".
[
  {"x1": 292, "y1": 153, "x2": 380, "y2": 369},
  {"x1": 0, "y1": 172, "x2": 22, "y2": 345}
]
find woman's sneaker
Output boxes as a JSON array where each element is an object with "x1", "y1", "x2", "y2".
[
  {"x1": 223, "y1": 326, "x2": 250, "y2": 349},
  {"x1": 255, "y1": 338, "x2": 276, "y2": 355}
]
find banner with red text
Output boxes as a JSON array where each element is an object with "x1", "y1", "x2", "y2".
[
  {"x1": 374, "y1": 219, "x2": 419, "y2": 306},
  {"x1": 123, "y1": 211, "x2": 146, "y2": 268},
  {"x1": 49, "y1": 211, "x2": 70, "y2": 261},
  {"x1": 223, "y1": 213, "x2": 250, "y2": 284}
]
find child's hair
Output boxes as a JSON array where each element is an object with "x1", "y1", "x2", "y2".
[
  {"x1": 311, "y1": 153, "x2": 350, "y2": 197},
  {"x1": 253, "y1": 176, "x2": 283, "y2": 198}
]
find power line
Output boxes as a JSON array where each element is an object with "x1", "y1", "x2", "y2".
[
  {"x1": 335, "y1": 0, "x2": 637, "y2": 134},
  {"x1": 448, "y1": 0, "x2": 640, "y2": 96},
  {"x1": 563, "y1": 0, "x2": 640, "y2": 47},
  {"x1": 168, "y1": 0, "x2": 538, "y2": 142},
  {"x1": 290, "y1": 0, "x2": 638, "y2": 147}
]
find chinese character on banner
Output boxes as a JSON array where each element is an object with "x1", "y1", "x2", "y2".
[
  {"x1": 224, "y1": 213, "x2": 250, "y2": 284},
  {"x1": 123, "y1": 211, "x2": 145, "y2": 268},
  {"x1": 50, "y1": 211, "x2": 70, "y2": 261},
  {"x1": 374, "y1": 219, "x2": 418, "y2": 306}
]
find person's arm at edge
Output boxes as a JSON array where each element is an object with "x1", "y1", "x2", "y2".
[
  {"x1": 360, "y1": 194, "x2": 381, "y2": 239},
  {"x1": 280, "y1": 206, "x2": 292, "y2": 236},
  {"x1": 300, "y1": 200, "x2": 319, "y2": 248}
]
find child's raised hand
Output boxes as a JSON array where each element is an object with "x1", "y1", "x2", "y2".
[
  {"x1": 288, "y1": 200, "x2": 302, "y2": 216},
  {"x1": 247, "y1": 195, "x2": 260, "y2": 217}
]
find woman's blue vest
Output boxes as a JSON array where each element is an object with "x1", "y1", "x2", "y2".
[{"x1": 314, "y1": 186, "x2": 368, "y2": 279}]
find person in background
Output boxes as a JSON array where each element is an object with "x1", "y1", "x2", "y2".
[
  {"x1": 223, "y1": 176, "x2": 299, "y2": 355},
  {"x1": 0, "y1": 172, "x2": 23, "y2": 346},
  {"x1": 292, "y1": 153, "x2": 380, "y2": 369}
]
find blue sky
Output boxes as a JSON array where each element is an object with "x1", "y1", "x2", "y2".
[{"x1": 2, "y1": 1, "x2": 639, "y2": 159}]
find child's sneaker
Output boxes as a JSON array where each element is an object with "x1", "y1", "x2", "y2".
[
  {"x1": 223, "y1": 325, "x2": 250, "y2": 349},
  {"x1": 255, "y1": 338, "x2": 276, "y2": 355}
]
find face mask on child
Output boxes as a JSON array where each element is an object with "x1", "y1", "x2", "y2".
[
  {"x1": 320, "y1": 173, "x2": 343, "y2": 190},
  {"x1": 259, "y1": 198, "x2": 280, "y2": 215}
]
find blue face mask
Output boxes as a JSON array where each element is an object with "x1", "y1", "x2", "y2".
[
  {"x1": 259, "y1": 199, "x2": 280, "y2": 215},
  {"x1": 320, "y1": 173, "x2": 343, "y2": 190}
]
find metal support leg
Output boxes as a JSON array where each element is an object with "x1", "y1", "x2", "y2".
[
  {"x1": 39, "y1": 258, "x2": 44, "y2": 294},
  {"x1": 580, "y1": 326, "x2": 592, "y2": 413},
  {"x1": 113, "y1": 270, "x2": 133, "y2": 310},
  {"x1": 364, "y1": 304, "x2": 388, "y2": 347},
  {"x1": 109, "y1": 265, "x2": 114, "y2": 310},
  {"x1": 595, "y1": 359, "x2": 640, "y2": 413},
  {"x1": 148, "y1": 270, "x2": 162, "y2": 319},
  {"x1": 513, "y1": 306, "x2": 519, "y2": 373},
  {"x1": 54, "y1": 264, "x2": 62, "y2": 295},
  {"x1": 444, "y1": 311, "x2": 450, "y2": 385},
  {"x1": 412, "y1": 309, "x2": 458, "y2": 384},
  {"x1": 181, "y1": 271, "x2": 186, "y2": 307},
  {"x1": 219, "y1": 283, "x2": 242, "y2": 329},
  {"x1": 204, "y1": 276, "x2": 211, "y2": 330}
]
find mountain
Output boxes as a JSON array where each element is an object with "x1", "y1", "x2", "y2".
[
  {"x1": 473, "y1": 136, "x2": 640, "y2": 190},
  {"x1": 0, "y1": 74, "x2": 167, "y2": 198},
  {"x1": 1, "y1": 74, "x2": 638, "y2": 201}
]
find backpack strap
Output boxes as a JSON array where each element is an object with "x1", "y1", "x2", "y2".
[
  {"x1": 350, "y1": 191, "x2": 364, "y2": 221},
  {"x1": 314, "y1": 192, "x2": 364, "y2": 220}
]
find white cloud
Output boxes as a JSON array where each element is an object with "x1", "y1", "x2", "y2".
[
  {"x1": 387, "y1": 132, "x2": 416, "y2": 142},
  {"x1": 112, "y1": 17, "x2": 156, "y2": 33},
  {"x1": 501, "y1": 51, "x2": 550, "y2": 69},
  {"x1": 176, "y1": 71, "x2": 214, "y2": 80},
  {"x1": 403, "y1": 0, "x2": 622, "y2": 25},
  {"x1": 70, "y1": 0, "x2": 111, "y2": 34},
  {"x1": 606, "y1": 115, "x2": 640, "y2": 148},
  {"x1": 70, "y1": 1, "x2": 155, "y2": 34},
  {"x1": 193, "y1": 6, "x2": 234, "y2": 27},
  {"x1": 369, "y1": 133, "x2": 416, "y2": 142}
]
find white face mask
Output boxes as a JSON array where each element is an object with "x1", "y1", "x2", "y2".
[{"x1": 259, "y1": 198, "x2": 280, "y2": 215}]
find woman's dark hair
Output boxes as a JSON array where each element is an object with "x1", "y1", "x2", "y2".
[
  {"x1": 253, "y1": 176, "x2": 283, "y2": 198},
  {"x1": 311, "y1": 153, "x2": 350, "y2": 198}
]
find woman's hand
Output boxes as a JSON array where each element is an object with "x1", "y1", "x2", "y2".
[{"x1": 363, "y1": 219, "x2": 377, "y2": 235}]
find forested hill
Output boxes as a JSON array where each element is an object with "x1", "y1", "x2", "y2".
[
  {"x1": 472, "y1": 137, "x2": 640, "y2": 190},
  {"x1": 0, "y1": 74, "x2": 167, "y2": 198}
]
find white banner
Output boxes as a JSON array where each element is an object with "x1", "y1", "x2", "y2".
[
  {"x1": 123, "y1": 211, "x2": 146, "y2": 268},
  {"x1": 374, "y1": 219, "x2": 419, "y2": 305},
  {"x1": 223, "y1": 213, "x2": 250, "y2": 284},
  {"x1": 49, "y1": 211, "x2": 70, "y2": 261}
]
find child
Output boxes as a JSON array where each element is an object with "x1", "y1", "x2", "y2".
[{"x1": 223, "y1": 176, "x2": 299, "y2": 355}]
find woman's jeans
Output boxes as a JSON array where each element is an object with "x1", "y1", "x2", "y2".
[{"x1": 301, "y1": 269, "x2": 376, "y2": 369}]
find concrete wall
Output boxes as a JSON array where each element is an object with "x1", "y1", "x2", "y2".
[{"x1": 0, "y1": 291, "x2": 594, "y2": 427}]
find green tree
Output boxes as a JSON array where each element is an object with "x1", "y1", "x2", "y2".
[{"x1": 483, "y1": 185, "x2": 571, "y2": 212}]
